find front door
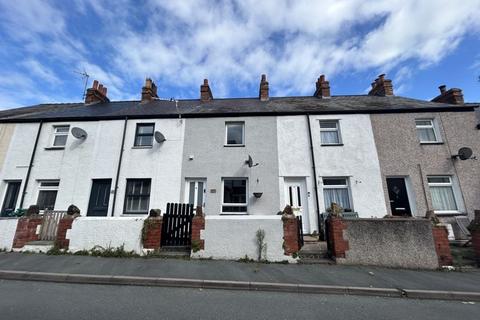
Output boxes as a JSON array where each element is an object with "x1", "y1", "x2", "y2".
[
  {"x1": 87, "y1": 179, "x2": 112, "y2": 216},
  {"x1": 386, "y1": 178, "x2": 411, "y2": 216},
  {"x1": 185, "y1": 179, "x2": 206, "y2": 212},
  {"x1": 1, "y1": 181, "x2": 21, "y2": 216},
  {"x1": 284, "y1": 178, "x2": 309, "y2": 233}
]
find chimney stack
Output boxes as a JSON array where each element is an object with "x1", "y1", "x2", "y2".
[
  {"x1": 259, "y1": 74, "x2": 269, "y2": 101},
  {"x1": 141, "y1": 78, "x2": 158, "y2": 102},
  {"x1": 200, "y1": 79, "x2": 213, "y2": 102},
  {"x1": 431, "y1": 85, "x2": 464, "y2": 104},
  {"x1": 368, "y1": 74, "x2": 394, "y2": 96},
  {"x1": 85, "y1": 80, "x2": 109, "y2": 104},
  {"x1": 314, "y1": 74, "x2": 331, "y2": 98}
]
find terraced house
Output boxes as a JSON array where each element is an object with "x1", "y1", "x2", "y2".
[{"x1": 0, "y1": 75, "x2": 478, "y2": 239}]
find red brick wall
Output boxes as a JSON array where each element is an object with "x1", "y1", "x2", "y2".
[
  {"x1": 142, "y1": 218, "x2": 163, "y2": 250},
  {"x1": 56, "y1": 216, "x2": 77, "y2": 249},
  {"x1": 432, "y1": 226, "x2": 453, "y2": 266},
  {"x1": 327, "y1": 216, "x2": 349, "y2": 259},
  {"x1": 12, "y1": 216, "x2": 44, "y2": 248},
  {"x1": 192, "y1": 214, "x2": 205, "y2": 250},
  {"x1": 471, "y1": 229, "x2": 480, "y2": 266},
  {"x1": 282, "y1": 214, "x2": 300, "y2": 255}
]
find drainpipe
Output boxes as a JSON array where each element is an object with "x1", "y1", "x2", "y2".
[
  {"x1": 19, "y1": 121, "x2": 43, "y2": 209},
  {"x1": 306, "y1": 114, "x2": 322, "y2": 238},
  {"x1": 111, "y1": 117, "x2": 128, "y2": 216}
]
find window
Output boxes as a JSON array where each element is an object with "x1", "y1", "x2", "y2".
[
  {"x1": 415, "y1": 119, "x2": 440, "y2": 143},
  {"x1": 124, "y1": 179, "x2": 151, "y2": 214},
  {"x1": 37, "y1": 180, "x2": 59, "y2": 211},
  {"x1": 322, "y1": 177, "x2": 352, "y2": 211},
  {"x1": 427, "y1": 176, "x2": 458, "y2": 213},
  {"x1": 52, "y1": 125, "x2": 70, "y2": 147},
  {"x1": 225, "y1": 122, "x2": 245, "y2": 146},
  {"x1": 319, "y1": 120, "x2": 341, "y2": 145},
  {"x1": 222, "y1": 178, "x2": 247, "y2": 213},
  {"x1": 1, "y1": 181, "x2": 21, "y2": 216},
  {"x1": 134, "y1": 123, "x2": 155, "y2": 147}
]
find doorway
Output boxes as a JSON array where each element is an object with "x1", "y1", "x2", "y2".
[
  {"x1": 386, "y1": 177, "x2": 412, "y2": 216},
  {"x1": 87, "y1": 179, "x2": 112, "y2": 216},
  {"x1": 185, "y1": 179, "x2": 206, "y2": 212},
  {"x1": 284, "y1": 178, "x2": 309, "y2": 233}
]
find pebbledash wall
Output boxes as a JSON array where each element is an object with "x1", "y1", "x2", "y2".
[
  {"x1": 0, "y1": 118, "x2": 185, "y2": 216},
  {"x1": 371, "y1": 111, "x2": 480, "y2": 223}
]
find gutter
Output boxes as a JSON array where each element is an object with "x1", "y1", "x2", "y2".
[
  {"x1": 111, "y1": 117, "x2": 128, "y2": 216},
  {"x1": 19, "y1": 121, "x2": 43, "y2": 209},
  {"x1": 306, "y1": 114, "x2": 321, "y2": 237}
]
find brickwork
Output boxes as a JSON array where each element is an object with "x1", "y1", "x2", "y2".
[
  {"x1": 12, "y1": 216, "x2": 44, "y2": 248},
  {"x1": 282, "y1": 214, "x2": 300, "y2": 255},
  {"x1": 432, "y1": 225, "x2": 453, "y2": 266},
  {"x1": 192, "y1": 211, "x2": 205, "y2": 250},
  {"x1": 472, "y1": 230, "x2": 480, "y2": 266},
  {"x1": 56, "y1": 216, "x2": 78, "y2": 249},
  {"x1": 142, "y1": 217, "x2": 163, "y2": 250},
  {"x1": 327, "y1": 216, "x2": 349, "y2": 259}
]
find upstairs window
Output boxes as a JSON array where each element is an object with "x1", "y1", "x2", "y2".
[
  {"x1": 415, "y1": 119, "x2": 439, "y2": 143},
  {"x1": 134, "y1": 123, "x2": 155, "y2": 147},
  {"x1": 37, "y1": 180, "x2": 59, "y2": 211},
  {"x1": 322, "y1": 177, "x2": 352, "y2": 211},
  {"x1": 225, "y1": 122, "x2": 245, "y2": 146},
  {"x1": 319, "y1": 120, "x2": 341, "y2": 145},
  {"x1": 427, "y1": 176, "x2": 458, "y2": 213},
  {"x1": 222, "y1": 178, "x2": 247, "y2": 213},
  {"x1": 52, "y1": 125, "x2": 70, "y2": 147},
  {"x1": 124, "y1": 179, "x2": 151, "y2": 214}
]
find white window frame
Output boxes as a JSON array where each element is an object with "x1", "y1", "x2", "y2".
[
  {"x1": 225, "y1": 122, "x2": 245, "y2": 146},
  {"x1": 50, "y1": 125, "x2": 70, "y2": 148},
  {"x1": 221, "y1": 178, "x2": 248, "y2": 214},
  {"x1": 322, "y1": 177, "x2": 353, "y2": 211},
  {"x1": 184, "y1": 179, "x2": 207, "y2": 211},
  {"x1": 415, "y1": 119, "x2": 441, "y2": 143},
  {"x1": 427, "y1": 176, "x2": 460, "y2": 214},
  {"x1": 36, "y1": 180, "x2": 60, "y2": 211},
  {"x1": 319, "y1": 120, "x2": 342, "y2": 145}
]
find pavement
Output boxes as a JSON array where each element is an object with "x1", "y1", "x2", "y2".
[{"x1": 0, "y1": 252, "x2": 479, "y2": 301}]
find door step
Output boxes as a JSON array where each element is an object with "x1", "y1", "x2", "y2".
[
  {"x1": 152, "y1": 246, "x2": 191, "y2": 258},
  {"x1": 16, "y1": 241, "x2": 55, "y2": 253}
]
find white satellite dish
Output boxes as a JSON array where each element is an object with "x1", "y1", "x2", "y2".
[
  {"x1": 71, "y1": 127, "x2": 87, "y2": 139},
  {"x1": 154, "y1": 131, "x2": 166, "y2": 143}
]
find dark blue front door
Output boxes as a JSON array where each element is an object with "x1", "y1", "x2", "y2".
[{"x1": 87, "y1": 179, "x2": 112, "y2": 216}]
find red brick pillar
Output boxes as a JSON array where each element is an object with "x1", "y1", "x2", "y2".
[
  {"x1": 282, "y1": 212, "x2": 300, "y2": 255},
  {"x1": 191, "y1": 207, "x2": 205, "y2": 252},
  {"x1": 142, "y1": 217, "x2": 163, "y2": 250},
  {"x1": 432, "y1": 225, "x2": 453, "y2": 267},
  {"x1": 12, "y1": 216, "x2": 44, "y2": 248},
  {"x1": 56, "y1": 215, "x2": 78, "y2": 250},
  {"x1": 469, "y1": 210, "x2": 480, "y2": 267},
  {"x1": 327, "y1": 216, "x2": 349, "y2": 259}
]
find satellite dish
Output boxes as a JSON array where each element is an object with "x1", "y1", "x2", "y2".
[
  {"x1": 71, "y1": 127, "x2": 87, "y2": 139},
  {"x1": 457, "y1": 147, "x2": 473, "y2": 160},
  {"x1": 245, "y1": 155, "x2": 259, "y2": 167},
  {"x1": 154, "y1": 131, "x2": 166, "y2": 143}
]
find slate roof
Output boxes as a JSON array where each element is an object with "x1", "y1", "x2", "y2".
[{"x1": 0, "y1": 95, "x2": 477, "y2": 122}]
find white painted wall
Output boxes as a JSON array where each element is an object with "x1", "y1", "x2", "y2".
[
  {"x1": 67, "y1": 217, "x2": 145, "y2": 253},
  {"x1": 0, "y1": 218, "x2": 18, "y2": 250},
  {"x1": 192, "y1": 215, "x2": 296, "y2": 262}
]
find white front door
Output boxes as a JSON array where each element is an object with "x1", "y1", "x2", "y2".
[
  {"x1": 284, "y1": 178, "x2": 309, "y2": 234},
  {"x1": 185, "y1": 179, "x2": 206, "y2": 211}
]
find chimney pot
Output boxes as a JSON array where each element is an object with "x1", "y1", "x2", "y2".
[
  {"x1": 85, "y1": 79, "x2": 110, "y2": 104},
  {"x1": 314, "y1": 74, "x2": 331, "y2": 98},
  {"x1": 141, "y1": 78, "x2": 159, "y2": 102},
  {"x1": 368, "y1": 73, "x2": 394, "y2": 96},
  {"x1": 431, "y1": 85, "x2": 464, "y2": 105},
  {"x1": 259, "y1": 74, "x2": 269, "y2": 101},
  {"x1": 92, "y1": 80, "x2": 99, "y2": 90},
  {"x1": 439, "y1": 85, "x2": 446, "y2": 94},
  {"x1": 200, "y1": 78, "x2": 213, "y2": 102}
]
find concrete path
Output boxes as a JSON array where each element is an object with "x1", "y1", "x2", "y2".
[{"x1": 0, "y1": 253, "x2": 479, "y2": 301}]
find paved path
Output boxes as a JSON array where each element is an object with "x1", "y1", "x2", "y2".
[
  {"x1": 1, "y1": 252, "x2": 479, "y2": 292},
  {"x1": 0, "y1": 279, "x2": 479, "y2": 320}
]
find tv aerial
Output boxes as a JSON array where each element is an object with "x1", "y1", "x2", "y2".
[
  {"x1": 71, "y1": 127, "x2": 88, "y2": 139},
  {"x1": 245, "y1": 155, "x2": 259, "y2": 168},
  {"x1": 74, "y1": 69, "x2": 90, "y2": 99}
]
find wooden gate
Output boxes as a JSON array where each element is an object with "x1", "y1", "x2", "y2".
[
  {"x1": 161, "y1": 203, "x2": 194, "y2": 247},
  {"x1": 39, "y1": 210, "x2": 66, "y2": 241}
]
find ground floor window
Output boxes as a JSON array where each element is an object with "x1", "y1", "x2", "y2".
[
  {"x1": 222, "y1": 178, "x2": 247, "y2": 213},
  {"x1": 427, "y1": 176, "x2": 458, "y2": 213},
  {"x1": 1, "y1": 181, "x2": 21, "y2": 216},
  {"x1": 124, "y1": 179, "x2": 151, "y2": 214},
  {"x1": 37, "y1": 180, "x2": 59, "y2": 210},
  {"x1": 322, "y1": 177, "x2": 352, "y2": 211}
]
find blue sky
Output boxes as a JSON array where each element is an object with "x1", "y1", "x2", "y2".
[{"x1": 1, "y1": 0, "x2": 480, "y2": 109}]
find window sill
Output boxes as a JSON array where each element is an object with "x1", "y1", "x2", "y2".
[
  {"x1": 220, "y1": 212, "x2": 248, "y2": 215},
  {"x1": 122, "y1": 213, "x2": 149, "y2": 216},
  {"x1": 433, "y1": 211, "x2": 466, "y2": 215},
  {"x1": 44, "y1": 146, "x2": 65, "y2": 150},
  {"x1": 420, "y1": 142, "x2": 443, "y2": 145},
  {"x1": 224, "y1": 144, "x2": 245, "y2": 147},
  {"x1": 321, "y1": 143, "x2": 344, "y2": 147},
  {"x1": 132, "y1": 146, "x2": 153, "y2": 149}
]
